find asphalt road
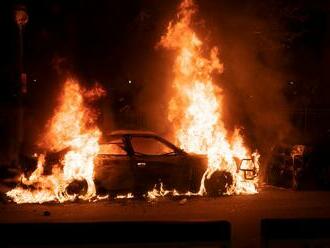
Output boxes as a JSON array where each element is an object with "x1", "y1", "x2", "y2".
[{"x1": 1, "y1": 186, "x2": 330, "y2": 247}]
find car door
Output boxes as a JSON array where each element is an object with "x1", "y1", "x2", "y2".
[
  {"x1": 94, "y1": 137, "x2": 134, "y2": 193},
  {"x1": 128, "y1": 135, "x2": 189, "y2": 191}
]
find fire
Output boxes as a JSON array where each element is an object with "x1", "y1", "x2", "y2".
[
  {"x1": 6, "y1": 0, "x2": 258, "y2": 203},
  {"x1": 159, "y1": 0, "x2": 259, "y2": 194},
  {"x1": 6, "y1": 79, "x2": 105, "y2": 203}
]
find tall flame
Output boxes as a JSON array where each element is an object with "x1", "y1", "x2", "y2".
[
  {"x1": 159, "y1": 0, "x2": 259, "y2": 194},
  {"x1": 6, "y1": 79, "x2": 105, "y2": 203}
]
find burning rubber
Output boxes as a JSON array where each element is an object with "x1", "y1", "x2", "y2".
[{"x1": 204, "y1": 170, "x2": 234, "y2": 196}]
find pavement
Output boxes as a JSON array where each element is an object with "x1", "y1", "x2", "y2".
[{"x1": 1, "y1": 186, "x2": 330, "y2": 247}]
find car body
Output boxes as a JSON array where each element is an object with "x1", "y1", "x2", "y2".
[{"x1": 94, "y1": 130, "x2": 208, "y2": 196}]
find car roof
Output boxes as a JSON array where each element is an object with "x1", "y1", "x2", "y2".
[
  {"x1": 108, "y1": 130, "x2": 159, "y2": 136},
  {"x1": 103, "y1": 129, "x2": 183, "y2": 152}
]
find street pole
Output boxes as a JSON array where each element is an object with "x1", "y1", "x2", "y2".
[{"x1": 14, "y1": 5, "x2": 28, "y2": 167}]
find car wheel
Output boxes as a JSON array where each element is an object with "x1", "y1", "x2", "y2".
[
  {"x1": 66, "y1": 179, "x2": 88, "y2": 196},
  {"x1": 204, "y1": 170, "x2": 233, "y2": 197}
]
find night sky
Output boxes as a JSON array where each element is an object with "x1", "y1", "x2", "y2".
[{"x1": 0, "y1": 0, "x2": 330, "y2": 154}]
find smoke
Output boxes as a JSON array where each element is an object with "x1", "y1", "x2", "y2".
[
  {"x1": 199, "y1": 0, "x2": 299, "y2": 181},
  {"x1": 199, "y1": 1, "x2": 296, "y2": 170},
  {"x1": 133, "y1": 0, "x2": 296, "y2": 182},
  {"x1": 122, "y1": 1, "x2": 178, "y2": 136}
]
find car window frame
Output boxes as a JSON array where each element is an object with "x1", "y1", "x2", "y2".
[
  {"x1": 127, "y1": 134, "x2": 181, "y2": 157},
  {"x1": 98, "y1": 135, "x2": 129, "y2": 157}
]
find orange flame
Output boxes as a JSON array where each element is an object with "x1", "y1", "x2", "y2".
[
  {"x1": 159, "y1": 0, "x2": 259, "y2": 194},
  {"x1": 6, "y1": 79, "x2": 105, "y2": 203}
]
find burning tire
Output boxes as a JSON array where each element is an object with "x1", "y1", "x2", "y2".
[
  {"x1": 204, "y1": 170, "x2": 233, "y2": 196},
  {"x1": 66, "y1": 179, "x2": 88, "y2": 196}
]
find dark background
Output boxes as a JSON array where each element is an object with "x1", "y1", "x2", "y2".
[{"x1": 0, "y1": 0, "x2": 330, "y2": 179}]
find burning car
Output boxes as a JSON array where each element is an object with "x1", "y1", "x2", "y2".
[
  {"x1": 13, "y1": 130, "x2": 239, "y2": 199},
  {"x1": 12, "y1": 130, "x2": 257, "y2": 200},
  {"x1": 5, "y1": 76, "x2": 259, "y2": 204}
]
